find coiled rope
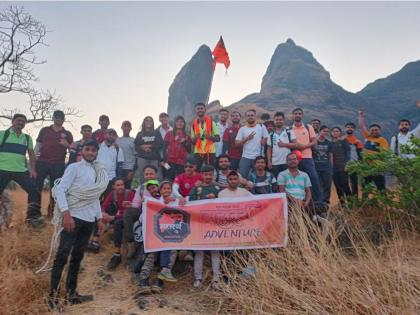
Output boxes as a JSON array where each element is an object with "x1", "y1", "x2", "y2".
[{"x1": 35, "y1": 161, "x2": 109, "y2": 274}]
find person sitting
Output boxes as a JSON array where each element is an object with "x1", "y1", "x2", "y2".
[
  {"x1": 101, "y1": 177, "x2": 135, "y2": 270},
  {"x1": 248, "y1": 156, "x2": 277, "y2": 194},
  {"x1": 214, "y1": 154, "x2": 252, "y2": 189}
]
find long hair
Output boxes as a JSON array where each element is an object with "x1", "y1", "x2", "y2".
[
  {"x1": 141, "y1": 116, "x2": 155, "y2": 132},
  {"x1": 174, "y1": 115, "x2": 187, "y2": 136}
]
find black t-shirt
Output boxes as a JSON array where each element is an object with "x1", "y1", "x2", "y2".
[
  {"x1": 331, "y1": 140, "x2": 349, "y2": 172},
  {"x1": 313, "y1": 139, "x2": 332, "y2": 172},
  {"x1": 248, "y1": 171, "x2": 277, "y2": 194},
  {"x1": 134, "y1": 130, "x2": 164, "y2": 161}
]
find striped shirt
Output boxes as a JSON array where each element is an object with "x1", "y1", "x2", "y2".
[
  {"x1": 277, "y1": 169, "x2": 311, "y2": 200},
  {"x1": 0, "y1": 129, "x2": 33, "y2": 172}
]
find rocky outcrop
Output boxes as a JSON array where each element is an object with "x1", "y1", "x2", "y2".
[{"x1": 167, "y1": 45, "x2": 213, "y2": 122}]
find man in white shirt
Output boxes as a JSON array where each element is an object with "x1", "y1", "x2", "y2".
[
  {"x1": 49, "y1": 139, "x2": 107, "y2": 311},
  {"x1": 235, "y1": 109, "x2": 271, "y2": 178},
  {"x1": 97, "y1": 129, "x2": 125, "y2": 197},
  {"x1": 215, "y1": 108, "x2": 229, "y2": 157},
  {"x1": 219, "y1": 170, "x2": 253, "y2": 198},
  {"x1": 271, "y1": 112, "x2": 298, "y2": 178},
  {"x1": 390, "y1": 119, "x2": 418, "y2": 159}
]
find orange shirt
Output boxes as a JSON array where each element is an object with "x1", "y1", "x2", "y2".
[
  {"x1": 292, "y1": 124, "x2": 316, "y2": 158},
  {"x1": 361, "y1": 130, "x2": 389, "y2": 154}
]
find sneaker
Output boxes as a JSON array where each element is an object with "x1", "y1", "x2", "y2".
[
  {"x1": 27, "y1": 216, "x2": 45, "y2": 229},
  {"x1": 126, "y1": 242, "x2": 137, "y2": 259},
  {"x1": 86, "y1": 241, "x2": 100, "y2": 253},
  {"x1": 193, "y1": 279, "x2": 202, "y2": 289},
  {"x1": 211, "y1": 280, "x2": 222, "y2": 291},
  {"x1": 107, "y1": 254, "x2": 122, "y2": 270},
  {"x1": 137, "y1": 279, "x2": 152, "y2": 295},
  {"x1": 158, "y1": 269, "x2": 177, "y2": 282},
  {"x1": 67, "y1": 292, "x2": 93, "y2": 305},
  {"x1": 151, "y1": 279, "x2": 164, "y2": 293}
]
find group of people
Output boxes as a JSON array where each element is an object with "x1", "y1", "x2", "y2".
[{"x1": 0, "y1": 101, "x2": 419, "y2": 311}]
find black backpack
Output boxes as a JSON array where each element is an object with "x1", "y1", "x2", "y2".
[{"x1": 270, "y1": 128, "x2": 293, "y2": 149}]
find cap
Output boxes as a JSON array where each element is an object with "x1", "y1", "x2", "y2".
[
  {"x1": 106, "y1": 128, "x2": 118, "y2": 135},
  {"x1": 145, "y1": 179, "x2": 159, "y2": 188},
  {"x1": 82, "y1": 139, "x2": 99, "y2": 150}
]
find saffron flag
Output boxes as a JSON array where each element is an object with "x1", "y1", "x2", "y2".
[
  {"x1": 212, "y1": 36, "x2": 230, "y2": 69},
  {"x1": 142, "y1": 193, "x2": 288, "y2": 253}
]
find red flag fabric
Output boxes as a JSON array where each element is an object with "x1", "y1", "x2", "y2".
[{"x1": 212, "y1": 36, "x2": 230, "y2": 69}]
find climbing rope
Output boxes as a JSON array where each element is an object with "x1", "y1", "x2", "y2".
[{"x1": 35, "y1": 161, "x2": 109, "y2": 274}]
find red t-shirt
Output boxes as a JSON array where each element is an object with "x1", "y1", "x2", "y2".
[
  {"x1": 36, "y1": 126, "x2": 73, "y2": 164},
  {"x1": 101, "y1": 189, "x2": 135, "y2": 218},
  {"x1": 174, "y1": 172, "x2": 203, "y2": 197},
  {"x1": 223, "y1": 125, "x2": 242, "y2": 160},
  {"x1": 164, "y1": 130, "x2": 192, "y2": 165},
  {"x1": 93, "y1": 129, "x2": 107, "y2": 143}
]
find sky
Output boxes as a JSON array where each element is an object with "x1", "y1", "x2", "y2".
[{"x1": 1, "y1": 1, "x2": 420, "y2": 136}]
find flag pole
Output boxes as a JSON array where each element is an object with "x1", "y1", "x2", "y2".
[{"x1": 205, "y1": 60, "x2": 216, "y2": 105}]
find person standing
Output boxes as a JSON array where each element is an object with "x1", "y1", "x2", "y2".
[
  {"x1": 312, "y1": 126, "x2": 333, "y2": 204},
  {"x1": 116, "y1": 121, "x2": 136, "y2": 189},
  {"x1": 270, "y1": 112, "x2": 297, "y2": 178},
  {"x1": 222, "y1": 111, "x2": 242, "y2": 171},
  {"x1": 235, "y1": 109, "x2": 271, "y2": 178},
  {"x1": 68, "y1": 124, "x2": 93, "y2": 166},
  {"x1": 48, "y1": 139, "x2": 107, "y2": 311},
  {"x1": 134, "y1": 116, "x2": 164, "y2": 182},
  {"x1": 358, "y1": 110, "x2": 389, "y2": 190},
  {"x1": 291, "y1": 108, "x2": 322, "y2": 202},
  {"x1": 330, "y1": 127, "x2": 351, "y2": 203},
  {"x1": 190, "y1": 102, "x2": 220, "y2": 169},
  {"x1": 35, "y1": 110, "x2": 73, "y2": 217},
  {"x1": 215, "y1": 108, "x2": 229, "y2": 158},
  {"x1": 163, "y1": 116, "x2": 192, "y2": 181},
  {"x1": 390, "y1": 119, "x2": 416, "y2": 159},
  {"x1": 344, "y1": 122, "x2": 363, "y2": 196},
  {"x1": 310, "y1": 119, "x2": 321, "y2": 136},
  {"x1": 93, "y1": 114, "x2": 110, "y2": 144},
  {"x1": 0, "y1": 114, "x2": 43, "y2": 228},
  {"x1": 156, "y1": 112, "x2": 173, "y2": 179}
]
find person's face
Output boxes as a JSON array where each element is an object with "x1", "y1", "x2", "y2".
[
  {"x1": 81, "y1": 145, "x2": 98, "y2": 162},
  {"x1": 147, "y1": 185, "x2": 160, "y2": 197},
  {"x1": 399, "y1": 121, "x2": 410, "y2": 133},
  {"x1": 231, "y1": 113, "x2": 241, "y2": 124},
  {"x1": 81, "y1": 127, "x2": 92, "y2": 139},
  {"x1": 255, "y1": 159, "x2": 266, "y2": 171},
  {"x1": 175, "y1": 119, "x2": 184, "y2": 130},
  {"x1": 287, "y1": 154, "x2": 299, "y2": 168},
  {"x1": 293, "y1": 110, "x2": 303, "y2": 122},
  {"x1": 143, "y1": 168, "x2": 157, "y2": 181},
  {"x1": 106, "y1": 132, "x2": 117, "y2": 143},
  {"x1": 99, "y1": 118, "x2": 109, "y2": 129},
  {"x1": 12, "y1": 117, "x2": 26, "y2": 131},
  {"x1": 311, "y1": 120, "x2": 320, "y2": 131},
  {"x1": 319, "y1": 128, "x2": 329, "y2": 138},
  {"x1": 227, "y1": 175, "x2": 239, "y2": 189},
  {"x1": 113, "y1": 180, "x2": 125, "y2": 194},
  {"x1": 220, "y1": 111, "x2": 228, "y2": 123},
  {"x1": 345, "y1": 125, "x2": 355, "y2": 135},
  {"x1": 160, "y1": 184, "x2": 172, "y2": 197},
  {"x1": 53, "y1": 116, "x2": 64, "y2": 126},
  {"x1": 331, "y1": 128, "x2": 341, "y2": 139},
  {"x1": 266, "y1": 123, "x2": 274, "y2": 133},
  {"x1": 218, "y1": 157, "x2": 230, "y2": 170},
  {"x1": 160, "y1": 115, "x2": 169, "y2": 126},
  {"x1": 202, "y1": 171, "x2": 214, "y2": 184},
  {"x1": 184, "y1": 163, "x2": 195, "y2": 175},
  {"x1": 121, "y1": 123, "x2": 132, "y2": 135},
  {"x1": 246, "y1": 111, "x2": 256, "y2": 124},
  {"x1": 195, "y1": 105, "x2": 206, "y2": 117},
  {"x1": 369, "y1": 126, "x2": 381, "y2": 137},
  {"x1": 144, "y1": 118, "x2": 154, "y2": 129},
  {"x1": 274, "y1": 116, "x2": 284, "y2": 128}
]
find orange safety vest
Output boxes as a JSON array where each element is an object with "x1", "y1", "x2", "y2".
[{"x1": 193, "y1": 116, "x2": 214, "y2": 155}]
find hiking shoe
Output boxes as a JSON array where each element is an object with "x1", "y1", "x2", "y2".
[
  {"x1": 126, "y1": 242, "x2": 137, "y2": 259},
  {"x1": 86, "y1": 241, "x2": 100, "y2": 253},
  {"x1": 193, "y1": 279, "x2": 202, "y2": 289},
  {"x1": 27, "y1": 216, "x2": 45, "y2": 229},
  {"x1": 67, "y1": 292, "x2": 93, "y2": 305},
  {"x1": 211, "y1": 280, "x2": 222, "y2": 291},
  {"x1": 137, "y1": 279, "x2": 152, "y2": 295},
  {"x1": 47, "y1": 295, "x2": 64, "y2": 313},
  {"x1": 151, "y1": 279, "x2": 164, "y2": 294},
  {"x1": 158, "y1": 269, "x2": 177, "y2": 282},
  {"x1": 107, "y1": 254, "x2": 122, "y2": 270}
]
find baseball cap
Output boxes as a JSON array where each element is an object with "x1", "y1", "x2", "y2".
[{"x1": 145, "y1": 179, "x2": 159, "y2": 189}]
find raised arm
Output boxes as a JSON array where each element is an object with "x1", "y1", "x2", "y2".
[{"x1": 358, "y1": 110, "x2": 368, "y2": 136}]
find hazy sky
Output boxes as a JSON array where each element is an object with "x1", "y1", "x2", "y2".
[{"x1": 1, "y1": 1, "x2": 420, "y2": 136}]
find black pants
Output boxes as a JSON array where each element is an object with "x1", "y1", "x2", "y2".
[
  {"x1": 194, "y1": 153, "x2": 216, "y2": 170},
  {"x1": 123, "y1": 207, "x2": 141, "y2": 243},
  {"x1": 167, "y1": 163, "x2": 185, "y2": 182},
  {"x1": 50, "y1": 217, "x2": 94, "y2": 295},
  {"x1": 333, "y1": 170, "x2": 351, "y2": 202},
  {"x1": 349, "y1": 173, "x2": 358, "y2": 197},
  {"x1": 317, "y1": 169, "x2": 332, "y2": 204},
  {"x1": 0, "y1": 170, "x2": 41, "y2": 219},
  {"x1": 364, "y1": 175, "x2": 386, "y2": 191},
  {"x1": 113, "y1": 218, "x2": 124, "y2": 248},
  {"x1": 35, "y1": 161, "x2": 65, "y2": 215},
  {"x1": 271, "y1": 164, "x2": 288, "y2": 179},
  {"x1": 230, "y1": 158, "x2": 240, "y2": 171}
]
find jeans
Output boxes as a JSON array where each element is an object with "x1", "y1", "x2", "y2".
[
  {"x1": 317, "y1": 168, "x2": 332, "y2": 204},
  {"x1": 333, "y1": 170, "x2": 351, "y2": 202},
  {"x1": 123, "y1": 207, "x2": 141, "y2": 243},
  {"x1": 113, "y1": 218, "x2": 124, "y2": 248},
  {"x1": 194, "y1": 250, "x2": 221, "y2": 281},
  {"x1": 349, "y1": 173, "x2": 359, "y2": 197},
  {"x1": 0, "y1": 170, "x2": 41, "y2": 219},
  {"x1": 299, "y1": 158, "x2": 322, "y2": 202},
  {"x1": 271, "y1": 164, "x2": 288, "y2": 179},
  {"x1": 50, "y1": 217, "x2": 94, "y2": 295},
  {"x1": 238, "y1": 157, "x2": 255, "y2": 178}
]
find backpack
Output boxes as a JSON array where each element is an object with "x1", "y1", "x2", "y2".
[
  {"x1": 249, "y1": 171, "x2": 274, "y2": 194},
  {"x1": 0, "y1": 128, "x2": 30, "y2": 152},
  {"x1": 270, "y1": 128, "x2": 292, "y2": 149}
]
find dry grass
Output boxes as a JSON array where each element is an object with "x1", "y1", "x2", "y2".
[{"x1": 219, "y1": 207, "x2": 420, "y2": 314}]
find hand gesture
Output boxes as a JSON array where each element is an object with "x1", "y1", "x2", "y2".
[
  {"x1": 358, "y1": 109, "x2": 364, "y2": 116},
  {"x1": 246, "y1": 131, "x2": 256, "y2": 141},
  {"x1": 59, "y1": 138, "x2": 70, "y2": 148}
]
